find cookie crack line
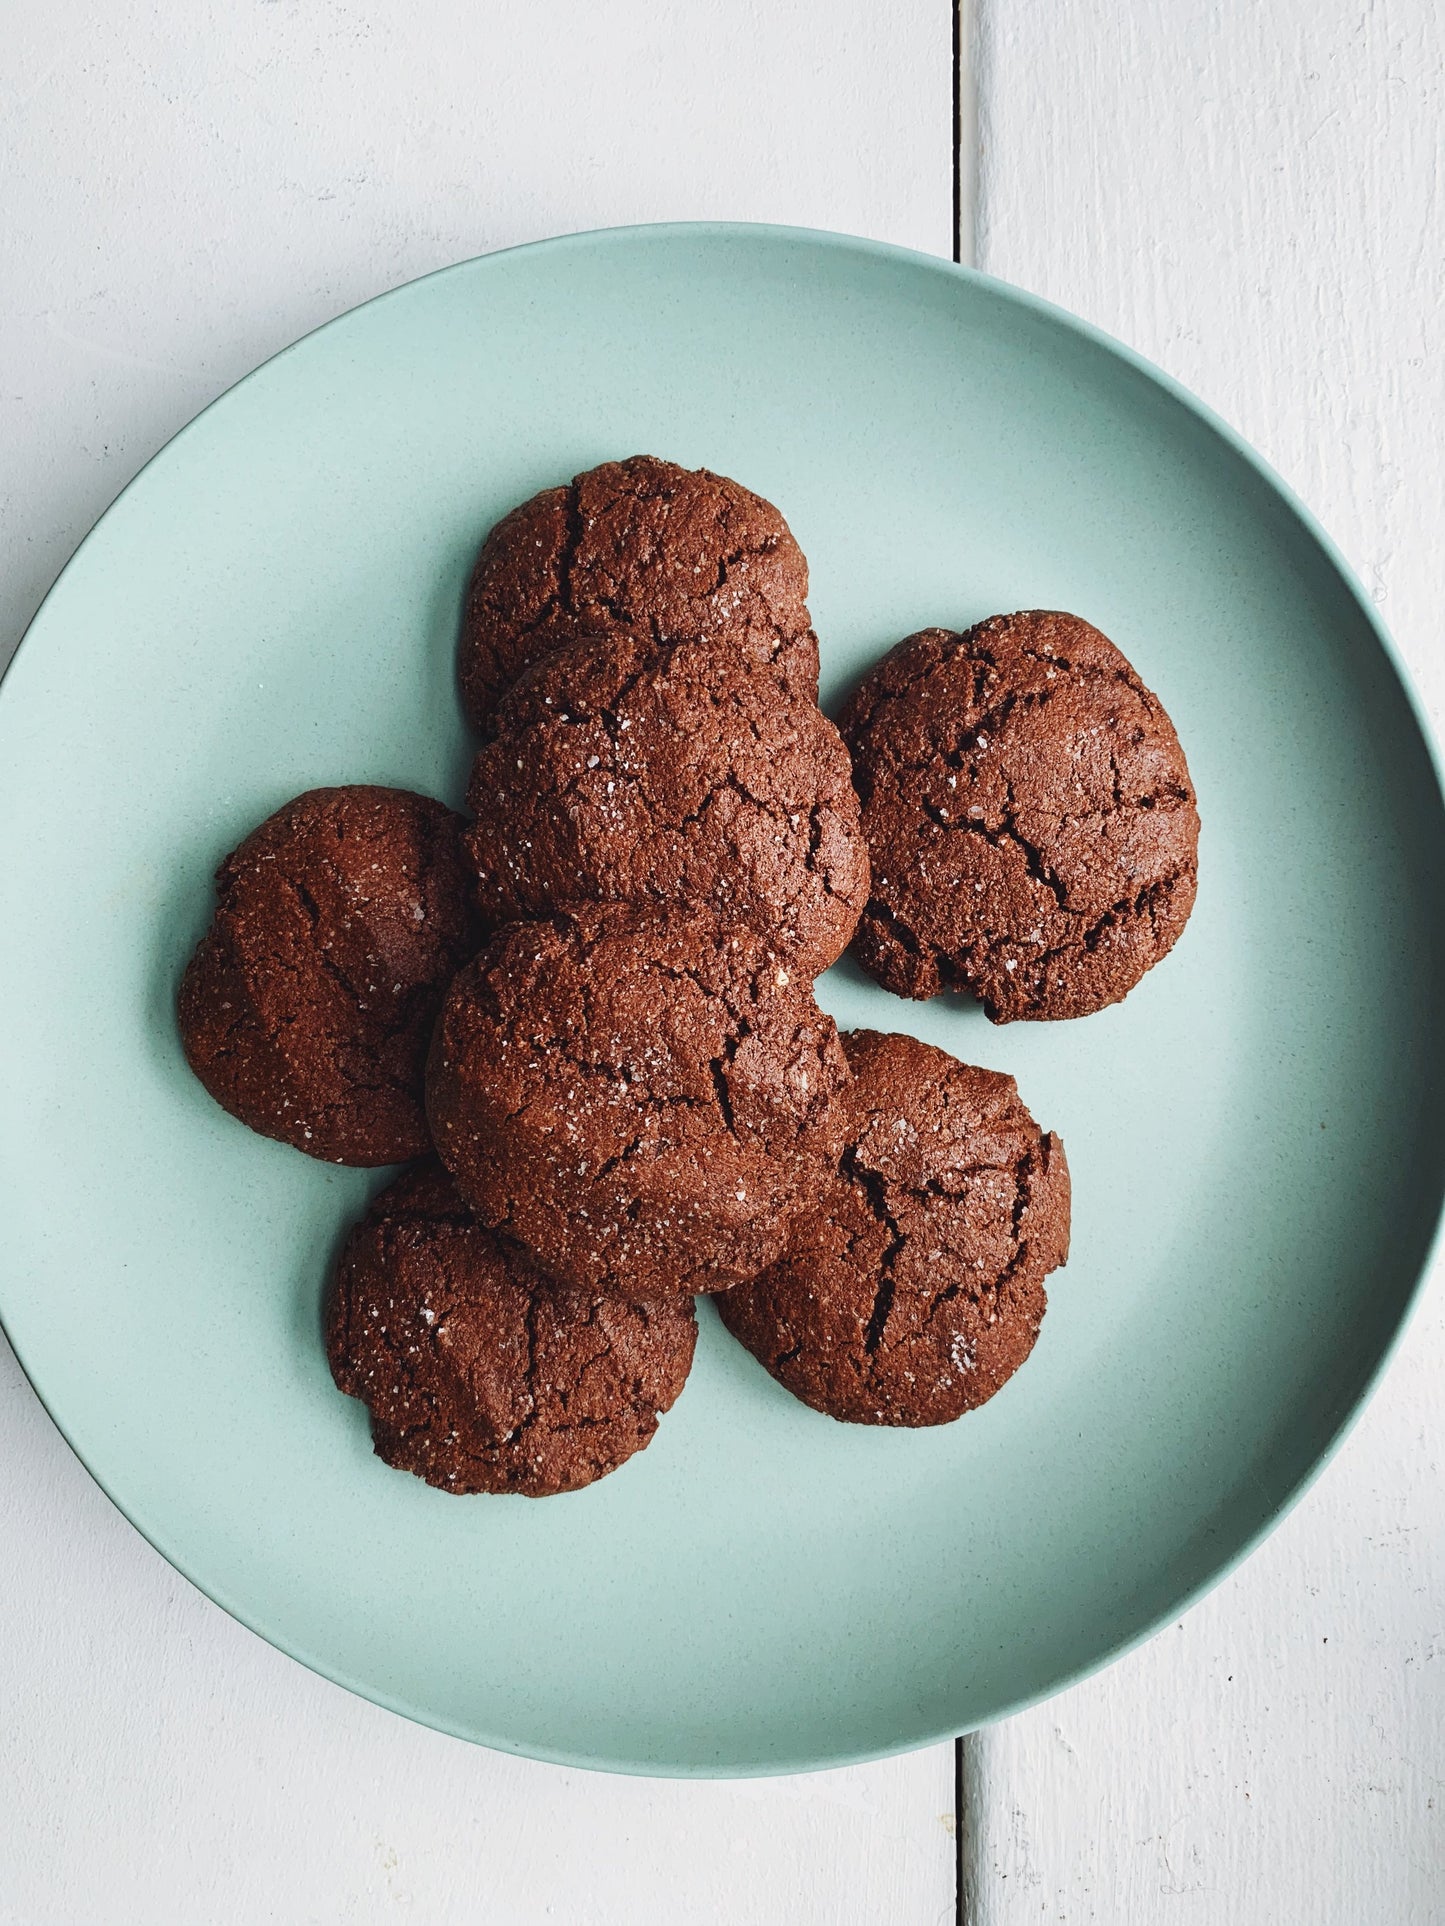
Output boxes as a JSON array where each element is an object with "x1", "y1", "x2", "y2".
[
  {"x1": 558, "y1": 471, "x2": 802, "y2": 631},
  {"x1": 920, "y1": 802, "x2": 1070, "y2": 912},
  {"x1": 710, "y1": 533, "x2": 784, "y2": 604},
  {"x1": 863, "y1": 896, "x2": 922, "y2": 956},
  {"x1": 839, "y1": 1144, "x2": 907, "y2": 1355},
  {"x1": 709, "y1": 1053, "x2": 737, "y2": 1135},
  {"x1": 841, "y1": 636, "x2": 1004, "y2": 745},
  {"x1": 509, "y1": 1286, "x2": 543, "y2": 1445},
  {"x1": 914, "y1": 1144, "x2": 1039, "y2": 1338},
  {"x1": 556, "y1": 482, "x2": 587, "y2": 624},
  {"x1": 1028, "y1": 863, "x2": 1195, "y2": 966}
]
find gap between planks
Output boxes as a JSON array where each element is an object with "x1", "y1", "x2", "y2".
[{"x1": 953, "y1": 0, "x2": 978, "y2": 267}]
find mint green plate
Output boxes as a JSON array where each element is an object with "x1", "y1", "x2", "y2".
[{"x1": 1, "y1": 225, "x2": 1442, "y2": 1777}]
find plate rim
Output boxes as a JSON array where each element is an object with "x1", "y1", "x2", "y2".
[{"x1": 3, "y1": 218, "x2": 1444, "y2": 1778}]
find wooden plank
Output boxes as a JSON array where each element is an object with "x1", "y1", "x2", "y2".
[
  {"x1": 969, "y1": 2, "x2": 1445, "y2": 1917},
  {"x1": 0, "y1": 2, "x2": 955, "y2": 1919}
]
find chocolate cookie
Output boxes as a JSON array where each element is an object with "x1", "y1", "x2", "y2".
[
  {"x1": 326, "y1": 1162, "x2": 697, "y2": 1495},
  {"x1": 841, "y1": 611, "x2": 1200, "y2": 1021},
  {"x1": 465, "y1": 629, "x2": 869, "y2": 974},
  {"x1": 425, "y1": 904, "x2": 851, "y2": 1296},
  {"x1": 458, "y1": 455, "x2": 819, "y2": 730},
  {"x1": 718, "y1": 1030, "x2": 1070, "y2": 1426},
  {"x1": 179, "y1": 786, "x2": 478, "y2": 1165}
]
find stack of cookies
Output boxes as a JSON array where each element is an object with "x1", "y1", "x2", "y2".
[{"x1": 180, "y1": 456, "x2": 1197, "y2": 1497}]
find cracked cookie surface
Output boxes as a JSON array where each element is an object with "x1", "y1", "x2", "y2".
[
  {"x1": 326, "y1": 1162, "x2": 697, "y2": 1495},
  {"x1": 179, "y1": 786, "x2": 479, "y2": 1165},
  {"x1": 458, "y1": 455, "x2": 820, "y2": 731},
  {"x1": 466, "y1": 628, "x2": 869, "y2": 973},
  {"x1": 841, "y1": 610, "x2": 1199, "y2": 1021},
  {"x1": 718, "y1": 1029, "x2": 1070, "y2": 1426},
  {"x1": 425, "y1": 903, "x2": 851, "y2": 1296}
]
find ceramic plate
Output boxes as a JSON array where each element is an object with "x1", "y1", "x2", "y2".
[{"x1": 2, "y1": 225, "x2": 1442, "y2": 1776}]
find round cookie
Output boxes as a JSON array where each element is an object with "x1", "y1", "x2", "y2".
[
  {"x1": 179, "y1": 786, "x2": 479, "y2": 1165},
  {"x1": 465, "y1": 628, "x2": 869, "y2": 974},
  {"x1": 458, "y1": 454, "x2": 820, "y2": 731},
  {"x1": 425, "y1": 904, "x2": 851, "y2": 1296},
  {"x1": 327, "y1": 1162, "x2": 697, "y2": 1496},
  {"x1": 718, "y1": 1030, "x2": 1070, "y2": 1426},
  {"x1": 841, "y1": 610, "x2": 1200, "y2": 1021}
]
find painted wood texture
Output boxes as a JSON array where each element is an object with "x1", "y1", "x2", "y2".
[
  {"x1": 0, "y1": 4, "x2": 954, "y2": 1920},
  {"x1": 969, "y1": 3, "x2": 1445, "y2": 1918}
]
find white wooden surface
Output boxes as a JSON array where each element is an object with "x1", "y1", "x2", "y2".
[
  {"x1": 6, "y1": 0, "x2": 1444, "y2": 1918},
  {"x1": 968, "y1": 2, "x2": 1445, "y2": 1919},
  {"x1": 0, "y1": 5, "x2": 954, "y2": 1922}
]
